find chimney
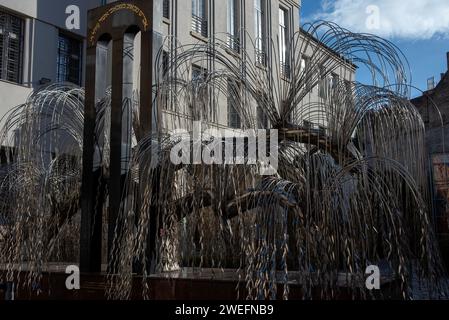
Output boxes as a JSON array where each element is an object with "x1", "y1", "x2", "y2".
[{"x1": 427, "y1": 77, "x2": 435, "y2": 91}]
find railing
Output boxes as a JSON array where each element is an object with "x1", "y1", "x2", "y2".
[
  {"x1": 192, "y1": 14, "x2": 208, "y2": 38},
  {"x1": 226, "y1": 33, "x2": 240, "y2": 53},
  {"x1": 280, "y1": 62, "x2": 290, "y2": 79},
  {"x1": 255, "y1": 48, "x2": 266, "y2": 66}
]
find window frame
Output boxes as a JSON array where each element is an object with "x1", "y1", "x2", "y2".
[
  {"x1": 192, "y1": 0, "x2": 208, "y2": 38},
  {"x1": 254, "y1": 0, "x2": 266, "y2": 66},
  {"x1": 279, "y1": 7, "x2": 290, "y2": 78},
  {"x1": 192, "y1": 64, "x2": 207, "y2": 85},
  {"x1": 227, "y1": 78, "x2": 242, "y2": 129},
  {"x1": 318, "y1": 66, "x2": 327, "y2": 100},
  {"x1": 0, "y1": 9, "x2": 24, "y2": 84},
  {"x1": 330, "y1": 72, "x2": 339, "y2": 89},
  {"x1": 300, "y1": 54, "x2": 312, "y2": 91},
  {"x1": 227, "y1": 0, "x2": 240, "y2": 52},
  {"x1": 56, "y1": 31, "x2": 83, "y2": 86},
  {"x1": 257, "y1": 105, "x2": 269, "y2": 129},
  {"x1": 163, "y1": 0, "x2": 170, "y2": 20}
]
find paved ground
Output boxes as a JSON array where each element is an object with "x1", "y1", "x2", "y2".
[{"x1": 410, "y1": 272, "x2": 449, "y2": 300}]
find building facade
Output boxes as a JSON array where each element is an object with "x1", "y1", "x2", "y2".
[
  {"x1": 1, "y1": 0, "x2": 355, "y2": 133},
  {"x1": 0, "y1": 0, "x2": 105, "y2": 119},
  {"x1": 411, "y1": 53, "x2": 449, "y2": 266},
  {"x1": 153, "y1": 0, "x2": 355, "y2": 130}
]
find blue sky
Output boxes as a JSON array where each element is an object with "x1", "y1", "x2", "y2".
[{"x1": 301, "y1": 0, "x2": 449, "y2": 98}]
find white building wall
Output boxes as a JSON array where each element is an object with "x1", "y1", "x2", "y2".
[
  {"x1": 0, "y1": 0, "x2": 101, "y2": 119},
  {"x1": 0, "y1": 0, "x2": 355, "y2": 132}
]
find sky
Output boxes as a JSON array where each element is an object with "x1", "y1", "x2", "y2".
[{"x1": 301, "y1": 0, "x2": 449, "y2": 98}]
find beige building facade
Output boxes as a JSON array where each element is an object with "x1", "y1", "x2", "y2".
[{"x1": 1, "y1": 0, "x2": 356, "y2": 133}]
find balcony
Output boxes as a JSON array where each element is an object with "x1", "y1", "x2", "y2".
[
  {"x1": 191, "y1": 14, "x2": 208, "y2": 38},
  {"x1": 280, "y1": 62, "x2": 291, "y2": 79},
  {"x1": 255, "y1": 48, "x2": 266, "y2": 66},
  {"x1": 226, "y1": 33, "x2": 240, "y2": 53}
]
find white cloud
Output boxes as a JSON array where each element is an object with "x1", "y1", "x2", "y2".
[{"x1": 310, "y1": 0, "x2": 449, "y2": 40}]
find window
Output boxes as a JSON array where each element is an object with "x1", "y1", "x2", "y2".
[
  {"x1": 57, "y1": 33, "x2": 82, "y2": 85},
  {"x1": 300, "y1": 55, "x2": 309, "y2": 74},
  {"x1": 192, "y1": 0, "x2": 208, "y2": 37},
  {"x1": 227, "y1": 0, "x2": 240, "y2": 52},
  {"x1": 257, "y1": 106, "x2": 268, "y2": 129},
  {"x1": 300, "y1": 55, "x2": 311, "y2": 90},
  {"x1": 162, "y1": 51, "x2": 170, "y2": 108},
  {"x1": 254, "y1": 0, "x2": 266, "y2": 65},
  {"x1": 318, "y1": 66, "x2": 327, "y2": 99},
  {"x1": 328, "y1": 72, "x2": 339, "y2": 98},
  {"x1": 344, "y1": 80, "x2": 353, "y2": 94},
  {"x1": 162, "y1": 51, "x2": 169, "y2": 77},
  {"x1": 319, "y1": 72, "x2": 339, "y2": 100},
  {"x1": 192, "y1": 65, "x2": 207, "y2": 98},
  {"x1": 330, "y1": 73, "x2": 339, "y2": 89},
  {"x1": 227, "y1": 79, "x2": 241, "y2": 128},
  {"x1": 279, "y1": 8, "x2": 289, "y2": 77},
  {"x1": 0, "y1": 10, "x2": 24, "y2": 84},
  {"x1": 192, "y1": 65, "x2": 214, "y2": 120},
  {"x1": 163, "y1": 0, "x2": 170, "y2": 19},
  {"x1": 192, "y1": 65, "x2": 207, "y2": 85}
]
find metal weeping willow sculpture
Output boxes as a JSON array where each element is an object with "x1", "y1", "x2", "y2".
[{"x1": 0, "y1": 20, "x2": 447, "y2": 300}]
